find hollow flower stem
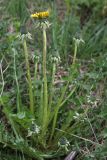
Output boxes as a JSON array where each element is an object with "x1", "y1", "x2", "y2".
[
  {"x1": 23, "y1": 39, "x2": 34, "y2": 114},
  {"x1": 42, "y1": 25, "x2": 48, "y2": 134},
  {"x1": 72, "y1": 41, "x2": 78, "y2": 65}
]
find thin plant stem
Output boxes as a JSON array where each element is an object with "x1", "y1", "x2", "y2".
[
  {"x1": 23, "y1": 39, "x2": 34, "y2": 114},
  {"x1": 47, "y1": 62, "x2": 56, "y2": 127},
  {"x1": 0, "y1": 60, "x2": 4, "y2": 95},
  {"x1": 0, "y1": 59, "x2": 4, "y2": 104},
  {"x1": 42, "y1": 25, "x2": 48, "y2": 134},
  {"x1": 39, "y1": 84, "x2": 43, "y2": 125},
  {"x1": 48, "y1": 63, "x2": 56, "y2": 111},
  {"x1": 72, "y1": 41, "x2": 78, "y2": 65},
  {"x1": 13, "y1": 48, "x2": 21, "y2": 112},
  {"x1": 59, "y1": 86, "x2": 76, "y2": 108},
  {"x1": 34, "y1": 62, "x2": 38, "y2": 108},
  {"x1": 85, "y1": 113, "x2": 99, "y2": 143},
  {"x1": 0, "y1": 58, "x2": 9, "y2": 105},
  {"x1": 55, "y1": 128, "x2": 101, "y2": 146}
]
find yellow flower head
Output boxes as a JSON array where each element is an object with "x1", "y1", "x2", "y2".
[{"x1": 31, "y1": 10, "x2": 49, "y2": 19}]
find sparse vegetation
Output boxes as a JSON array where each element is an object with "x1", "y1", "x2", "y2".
[{"x1": 0, "y1": 0, "x2": 107, "y2": 159}]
